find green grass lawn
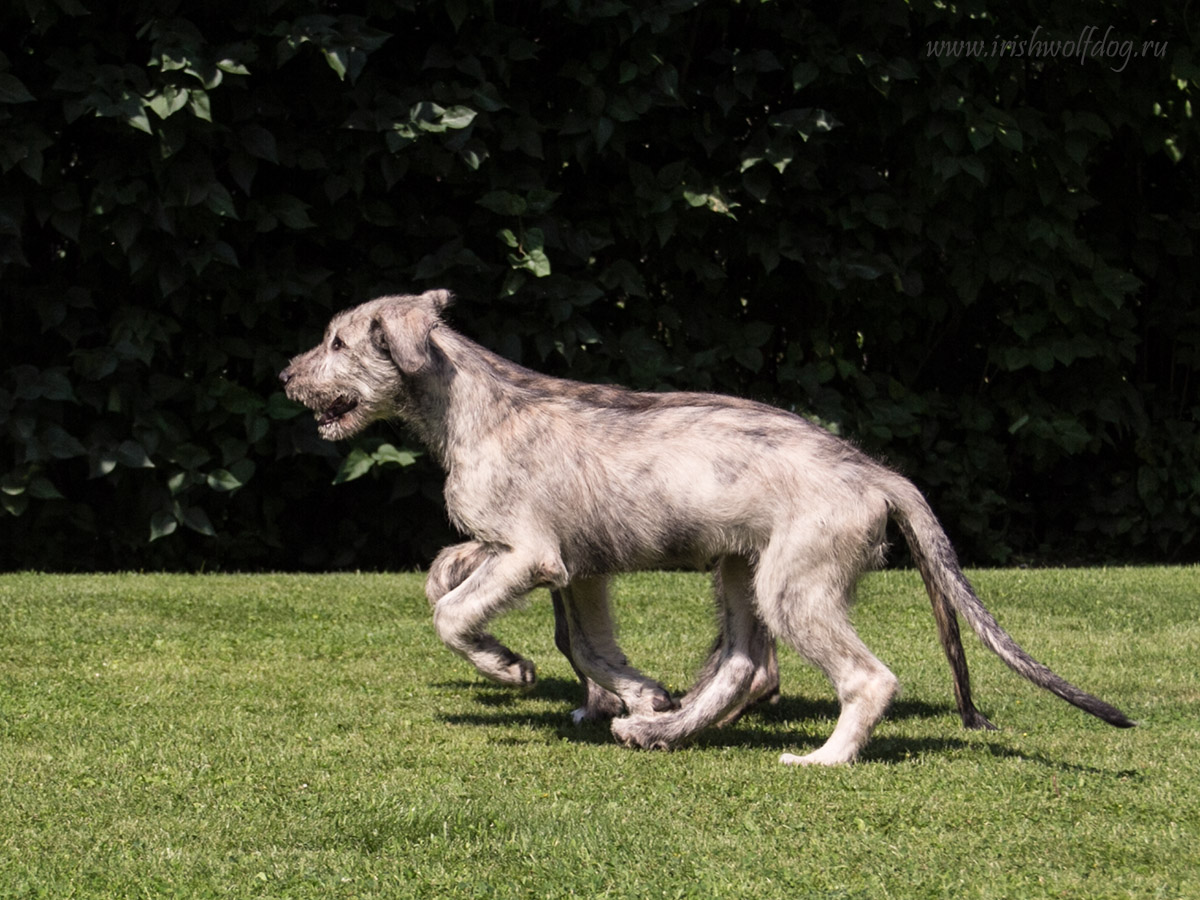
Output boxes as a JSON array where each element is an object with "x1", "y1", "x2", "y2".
[{"x1": 0, "y1": 568, "x2": 1196, "y2": 899}]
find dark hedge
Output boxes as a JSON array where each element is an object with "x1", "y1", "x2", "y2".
[{"x1": 1, "y1": 0, "x2": 1197, "y2": 571}]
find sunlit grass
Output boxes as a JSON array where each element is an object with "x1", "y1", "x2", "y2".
[{"x1": 0, "y1": 568, "x2": 1196, "y2": 898}]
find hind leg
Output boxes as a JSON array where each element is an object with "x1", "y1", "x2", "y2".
[
  {"x1": 612, "y1": 555, "x2": 762, "y2": 750},
  {"x1": 715, "y1": 624, "x2": 779, "y2": 726},
  {"x1": 756, "y1": 548, "x2": 899, "y2": 766},
  {"x1": 683, "y1": 569, "x2": 780, "y2": 726}
]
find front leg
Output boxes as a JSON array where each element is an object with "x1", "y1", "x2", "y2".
[
  {"x1": 430, "y1": 541, "x2": 565, "y2": 686},
  {"x1": 427, "y1": 541, "x2": 495, "y2": 606},
  {"x1": 552, "y1": 589, "x2": 625, "y2": 721},
  {"x1": 558, "y1": 577, "x2": 679, "y2": 718}
]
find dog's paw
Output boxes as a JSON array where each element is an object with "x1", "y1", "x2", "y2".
[
  {"x1": 779, "y1": 750, "x2": 852, "y2": 767},
  {"x1": 611, "y1": 715, "x2": 673, "y2": 752},
  {"x1": 572, "y1": 690, "x2": 625, "y2": 725},
  {"x1": 625, "y1": 684, "x2": 677, "y2": 717},
  {"x1": 491, "y1": 657, "x2": 537, "y2": 687},
  {"x1": 650, "y1": 687, "x2": 679, "y2": 713}
]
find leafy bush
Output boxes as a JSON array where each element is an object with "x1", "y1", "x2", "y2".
[{"x1": 1, "y1": 0, "x2": 1196, "y2": 570}]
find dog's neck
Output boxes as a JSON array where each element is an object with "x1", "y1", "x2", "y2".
[{"x1": 402, "y1": 326, "x2": 546, "y2": 473}]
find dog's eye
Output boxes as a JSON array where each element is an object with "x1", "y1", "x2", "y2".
[{"x1": 331, "y1": 336, "x2": 345, "y2": 351}]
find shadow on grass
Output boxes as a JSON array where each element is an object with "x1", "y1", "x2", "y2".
[
  {"x1": 436, "y1": 677, "x2": 944, "y2": 720},
  {"x1": 435, "y1": 676, "x2": 1140, "y2": 773}
]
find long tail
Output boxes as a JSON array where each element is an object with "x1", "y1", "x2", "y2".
[{"x1": 885, "y1": 476, "x2": 1134, "y2": 729}]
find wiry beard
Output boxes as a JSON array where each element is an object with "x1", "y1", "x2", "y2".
[
  {"x1": 314, "y1": 393, "x2": 365, "y2": 439},
  {"x1": 281, "y1": 330, "x2": 406, "y2": 440},
  {"x1": 285, "y1": 371, "x2": 394, "y2": 441}
]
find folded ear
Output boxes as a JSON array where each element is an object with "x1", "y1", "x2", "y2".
[
  {"x1": 420, "y1": 288, "x2": 454, "y2": 312},
  {"x1": 372, "y1": 297, "x2": 443, "y2": 375}
]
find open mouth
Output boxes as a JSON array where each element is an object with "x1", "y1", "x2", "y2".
[{"x1": 318, "y1": 395, "x2": 359, "y2": 428}]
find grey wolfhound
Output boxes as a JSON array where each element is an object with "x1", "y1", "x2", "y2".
[{"x1": 280, "y1": 290, "x2": 1133, "y2": 765}]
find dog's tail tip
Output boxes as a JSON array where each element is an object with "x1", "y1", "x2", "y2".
[
  {"x1": 1074, "y1": 693, "x2": 1135, "y2": 728},
  {"x1": 1105, "y1": 710, "x2": 1137, "y2": 729}
]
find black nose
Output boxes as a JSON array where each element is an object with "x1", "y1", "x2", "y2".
[{"x1": 279, "y1": 367, "x2": 292, "y2": 385}]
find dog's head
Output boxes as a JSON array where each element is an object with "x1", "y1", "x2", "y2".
[{"x1": 279, "y1": 289, "x2": 452, "y2": 440}]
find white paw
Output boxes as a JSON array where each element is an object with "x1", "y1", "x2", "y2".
[{"x1": 779, "y1": 751, "x2": 851, "y2": 767}]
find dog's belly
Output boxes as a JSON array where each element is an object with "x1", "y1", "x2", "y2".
[{"x1": 551, "y1": 475, "x2": 769, "y2": 577}]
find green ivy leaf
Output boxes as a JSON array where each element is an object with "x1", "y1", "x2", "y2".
[
  {"x1": 205, "y1": 183, "x2": 239, "y2": 219},
  {"x1": 38, "y1": 369, "x2": 77, "y2": 402},
  {"x1": 2, "y1": 494, "x2": 29, "y2": 516},
  {"x1": 522, "y1": 247, "x2": 551, "y2": 277},
  {"x1": 123, "y1": 107, "x2": 153, "y2": 134},
  {"x1": 206, "y1": 468, "x2": 243, "y2": 491},
  {"x1": 0, "y1": 73, "x2": 36, "y2": 104},
  {"x1": 960, "y1": 157, "x2": 986, "y2": 183},
  {"x1": 27, "y1": 476, "x2": 64, "y2": 499},
  {"x1": 273, "y1": 195, "x2": 315, "y2": 229},
  {"x1": 266, "y1": 393, "x2": 304, "y2": 420},
  {"x1": 172, "y1": 444, "x2": 212, "y2": 470},
  {"x1": 241, "y1": 124, "x2": 279, "y2": 163},
  {"x1": 146, "y1": 86, "x2": 189, "y2": 120},
  {"x1": 89, "y1": 450, "x2": 118, "y2": 478},
  {"x1": 593, "y1": 116, "x2": 614, "y2": 150},
  {"x1": 217, "y1": 57, "x2": 252, "y2": 76},
  {"x1": 441, "y1": 105, "x2": 477, "y2": 129},
  {"x1": 322, "y1": 48, "x2": 348, "y2": 80},
  {"x1": 43, "y1": 425, "x2": 86, "y2": 459},
  {"x1": 149, "y1": 511, "x2": 177, "y2": 541},
  {"x1": 333, "y1": 447, "x2": 374, "y2": 484},
  {"x1": 524, "y1": 189, "x2": 560, "y2": 214},
  {"x1": 116, "y1": 440, "x2": 154, "y2": 468},
  {"x1": 372, "y1": 444, "x2": 418, "y2": 467},
  {"x1": 478, "y1": 191, "x2": 527, "y2": 216},
  {"x1": 733, "y1": 346, "x2": 763, "y2": 372},
  {"x1": 996, "y1": 126, "x2": 1023, "y2": 152},
  {"x1": 1, "y1": 470, "x2": 27, "y2": 495},
  {"x1": 1094, "y1": 265, "x2": 1143, "y2": 305},
  {"x1": 187, "y1": 89, "x2": 212, "y2": 122},
  {"x1": 968, "y1": 125, "x2": 993, "y2": 151},
  {"x1": 792, "y1": 61, "x2": 819, "y2": 91},
  {"x1": 176, "y1": 504, "x2": 216, "y2": 536}
]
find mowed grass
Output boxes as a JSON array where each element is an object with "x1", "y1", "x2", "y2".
[{"x1": 0, "y1": 568, "x2": 1196, "y2": 899}]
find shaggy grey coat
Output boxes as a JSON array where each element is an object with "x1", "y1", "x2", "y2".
[{"x1": 281, "y1": 290, "x2": 1132, "y2": 764}]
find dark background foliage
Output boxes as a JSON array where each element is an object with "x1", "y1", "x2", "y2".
[{"x1": 1, "y1": 0, "x2": 1197, "y2": 571}]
